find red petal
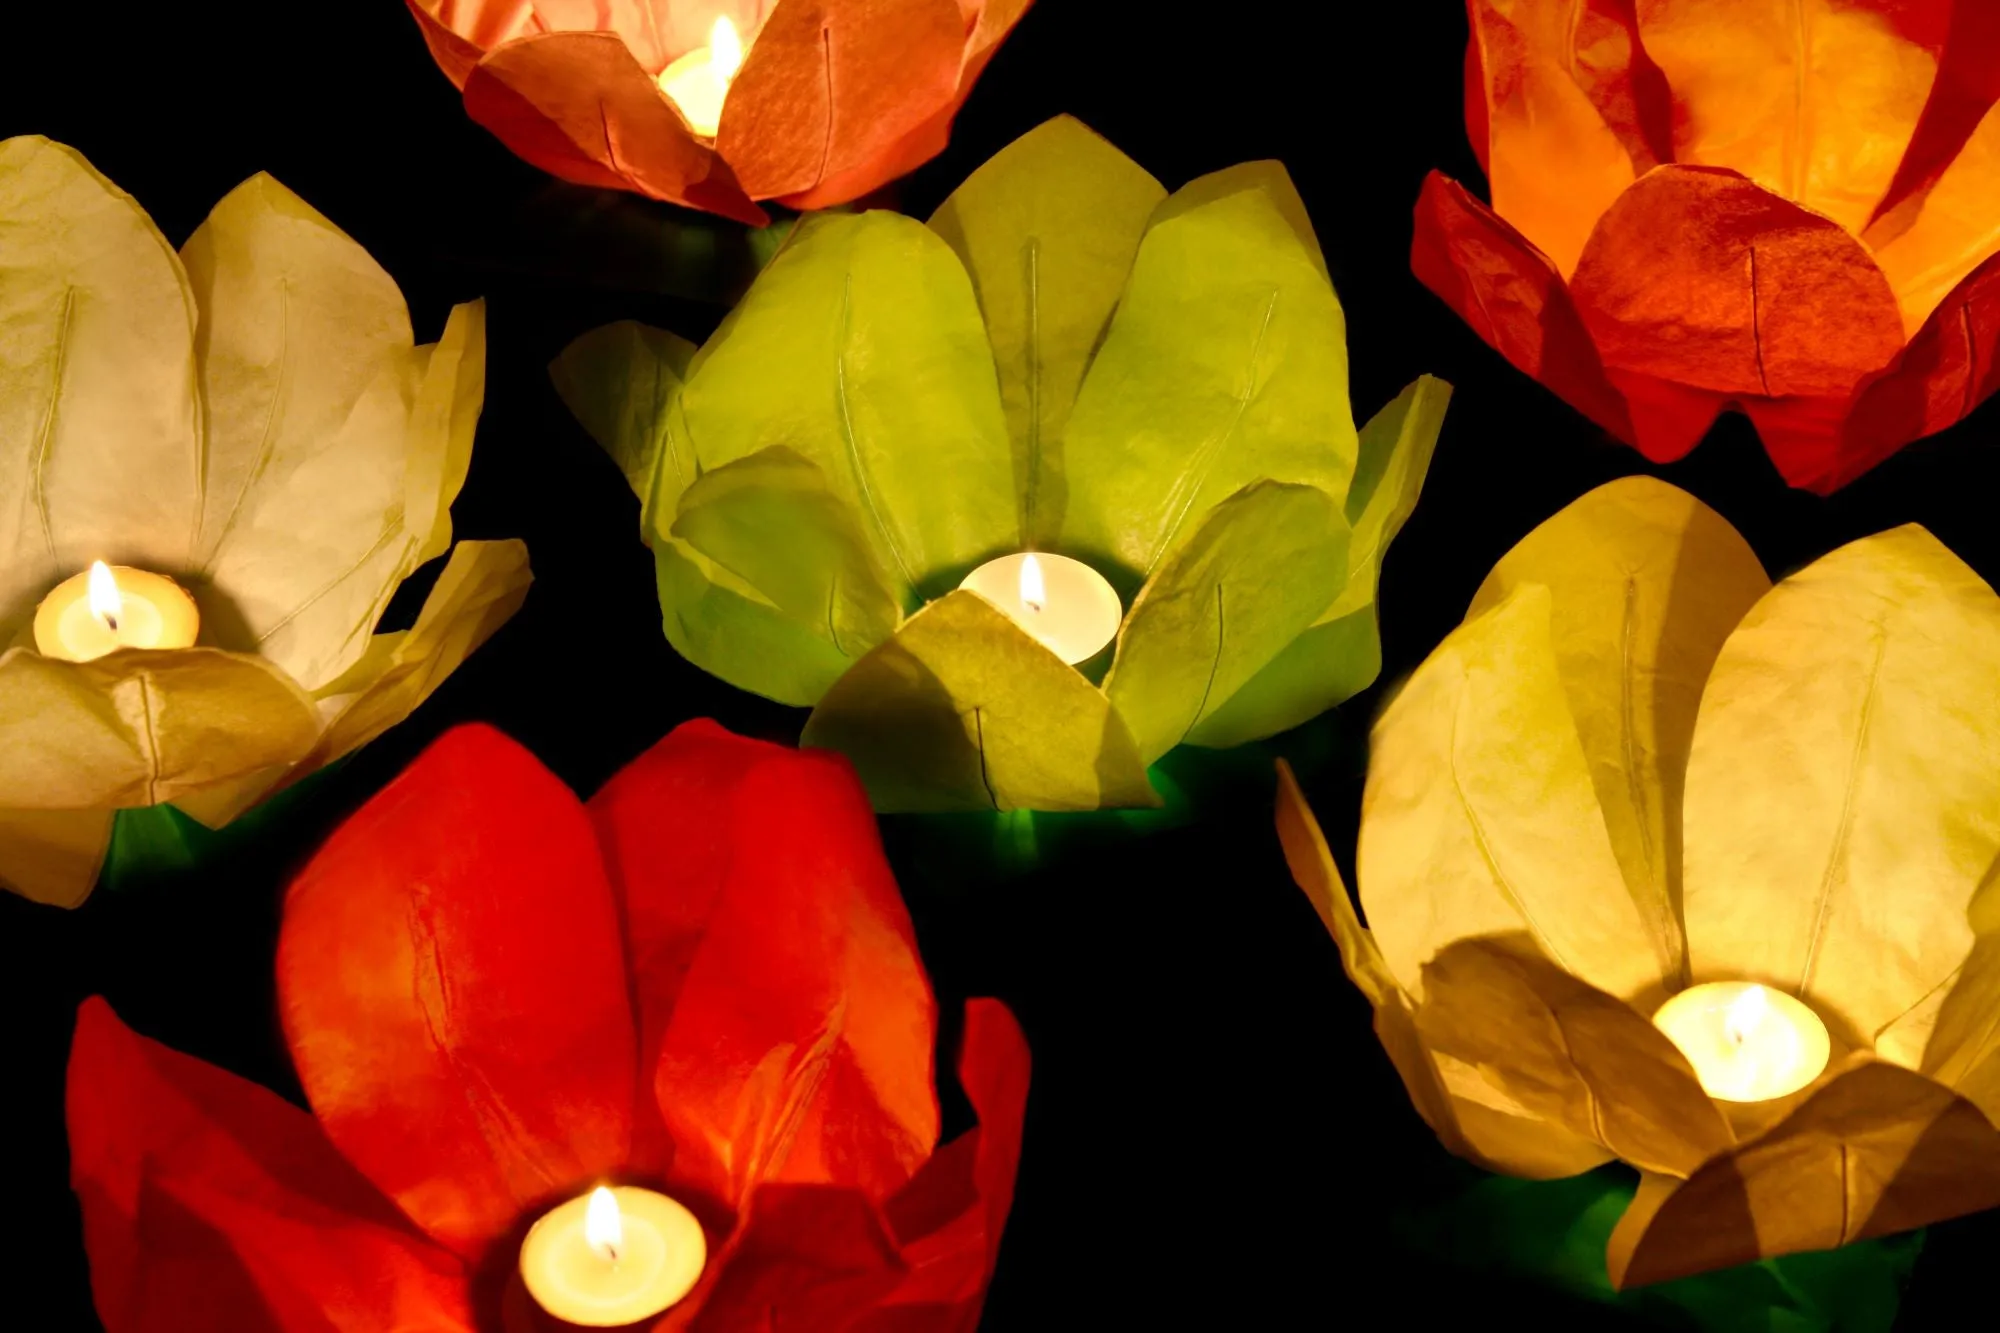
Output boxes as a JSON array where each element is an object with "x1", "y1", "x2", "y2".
[
  {"x1": 1833, "y1": 249, "x2": 2000, "y2": 490},
  {"x1": 1874, "y1": 1, "x2": 2000, "y2": 221},
  {"x1": 588, "y1": 720, "x2": 939, "y2": 1216},
  {"x1": 277, "y1": 724, "x2": 637, "y2": 1260},
  {"x1": 1410, "y1": 171, "x2": 1635, "y2": 439},
  {"x1": 678, "y1": 1186, "x2": 906, "y2": 1332},
  {"x1": 718, "y1": 0, "x2": 965, "y2": 202},
  {"x1": 67, "y1": 998, "x2": 471, "y2": 1332},
  {"x1": 1602, "y1": 367, "x2": 1728, "y2": 464},
  {"x1": 863, "y1": 1000, "x2": 1031, "y2": 1332},
  {"x1": 462, "y1": 32, "x2": 765, "y2": 223},
  {"x1": 1569, "y1": 165, "x2": 1906, "y2": 399}
]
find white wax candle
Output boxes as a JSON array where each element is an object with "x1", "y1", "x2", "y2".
[
  {"x1": 1652, "y1": 982, "x2": 1831, "y2": 1103},
  {"x1": 657, "y1": 16, "x2": 745, "y2": 138},
  {"x1": 519, "y1": 1186, "x2": 705, "y2": 1327},
  {"x1": 32, "y1": 561, "x2": 200, "y2": 662},
  {"x1": 960, "y1": 551, "x2": 1123, "y2": 665}
]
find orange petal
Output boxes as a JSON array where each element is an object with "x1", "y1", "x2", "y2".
[
  {"x1": 590, "y1": 721, "x2": 941, "y2": 1216},
  {"x1": 1606, "y1": 1059, "x2": 2000, "y2": 1288},
  {"x1": 718, "y1": 0, "x2": 965, "y2": 203},
  {"x1": 1867, "y1": 93, "x2": 2000, "y2": 335},
  {"x1": 1570, "y1": 166, "x2": 1906, "y2": 400},
  {"x1": 1410, "y1": 171, "x2": 1635, "y2": 440},
  {"x1": 1635, "y1": 0, "x2": 1951, "y2": 235},
  {"x1": 67, "y1": 999, "x2": 472, "y2": 1333},
  {"x1": 1871, "y1": 2, "x2": 2000, "y2": 224},
  {"x1": 277, "y1": 725, "x2": 637, "y2": 1260},
  {"x1": 462, "y1": 31, "x2": 764, "y2": 222},
  {"x1": 404, "y1": 0, "x2": 500, "y2": 87},
  {"x1": 1467, "y1": 0, "x2": 1668, "y2": 275}
]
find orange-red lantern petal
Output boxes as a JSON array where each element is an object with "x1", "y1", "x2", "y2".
[
  {"x1": 461, "y1": 31, "x2": 766, "y2": 223},
  {"x1": 590, "y1": 719, "x2": 941, "y2": 1217},
  {"x1": 276, "y1": 724, "x2": 639, "y2": 1261},
  {"x1": 67, "y1": 999, "x2": 473, "y2": 1333}
]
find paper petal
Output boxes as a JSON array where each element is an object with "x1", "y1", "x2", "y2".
[
  {"x1": 690, "y1": 1186, "x2": 906, "y2": 1331},
  {"x1": 678, "y1": 212, "x2": 1015, "y2": 591},
  {"x1": 927, "y1": 116, "x2": 1165, "y2": 549},
  {"x1": 67, "y1": 998, "x2": 471, "y2": 1333},
  {"x1": 180, "y1": 173, "x2": 427, "y2": 692},
  {"x1": 1419, "y1": 936, "x2": 1732, "y2": 1177},
  {"x1": 405, "y1": 301, "x2": 486, "y2": 567},
  {"x1": 1681, "y1": 526, "x2": 2000, "y2": 1047},
  {"x1": 1409, "y1": 172, "x2": 1635, "y2": 441},
  {"x1": 1064, "y1": 162, "x2": 1355, "y2": 580},
  {"x1": 1106, "y1": 482, "x2": 1349, "y2": 765},
  {"x1": 1606, "y1": 1060, "x2": 2000, "y2": 1288},
  {"x1": 0, "y1": 137, "x2": 200, "y2": 637},
  {"x1": 717, "y1": 0, "x2": 964, "y2": 203},
  {"x1": 403, "y1": 0, "x2": 491, "y2": 88},
  {"x1": 1869, "y1": 1, "x2": 2000, "y2": 226},
  {"x1": 670, "y1": 447, "x2": 902, "y2": 665},
  {"x1": 1467, "y1": 478, "x2": 1771, "y2": 991},
  {"x1": 0, "y1": 647, "x2": 319, "y2": 811},
  {"x1": 0, "y1": 807, "x2": 113, "y2": 907},
  {"x1": 550, "y1": 319, "x2": 698, "y2": 518},
  {"x1": 1571, "y1": 165, "x2": 1906, "y2": 401},
  {"x1": 1468, "y1": 0, "x2": 1662, "y2": 275},
  {"x1": 871, "y1": 999, "x2": 1032, "y2": 1327},
  {"x1": 1359, "y1": 585, "x2": 1664, "y2": 1004},
  {"x1": 802, "y1": 590, "x2": 1157, "y2": 813},
  {"x1": 655, "y1": 541, "x2": 865, "y2": 707},
  {"x1": 461, "y1": 31, "x2": 763, "y2": 223},
  {"x1": 589, "y1": 720, "x2": 939, "y2": 1212},
  {"x1": 1181, "y1": 608, "x2": 1382, "y2": 754},
  {"x1": 1635, "y1": 0, "x2": 1949, "y2": 235},
  {"x1": 277, "y1": 725, "x2": 635, "y2": 1259}
]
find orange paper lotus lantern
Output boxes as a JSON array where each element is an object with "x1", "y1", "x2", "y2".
[
  {"x1": 405, "y1": 0, "x2": 1032, "y2": 223},
  {"x1": 1416, "y1": 0, "x2": 2000, "y2": 493}
]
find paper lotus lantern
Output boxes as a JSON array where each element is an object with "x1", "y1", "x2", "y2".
[
  {"x1": 0, "y1": 137, "x2": 530, "y2": 909},
  {"x1": 1276, "y1": 474, "x2": 2000, "y2": 1286},
  {"x1": 68, "y1": 720, "x2": 1028, "y2": 1331},
  {"x1": 405, "y1": 0, "x2": 1032, "y2": 223},
  {"x1": 554, "y1": 117, "x2": 1451, "y2": 813},
  {"x1": 1417, "y1": 0, "x2": 2000, "y2": 493}
]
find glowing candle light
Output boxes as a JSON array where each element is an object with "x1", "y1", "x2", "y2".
[
  {"x1": 959, "y1": 551, "x2": 1123, "y2": 665},
  {"x1": 519, "y1": 1185, "x2": 705, "y2": 1327},
  {"x1": 657, "y1": 16, "x2": 746, "y2": 139},
  {"x1": 32, "y1": 561, "x2": 200, "y2": 663},
  {"x1": 1652, "y1": 981, "x2": 1831, "y2": 1103}
]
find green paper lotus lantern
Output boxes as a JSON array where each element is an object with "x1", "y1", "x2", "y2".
[{"x1": 555, "y1": 116, "x2": 1449, "y2": 812}]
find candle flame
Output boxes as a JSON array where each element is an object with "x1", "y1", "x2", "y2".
[
  {"x1": 1724, "y1": 984, "x2": 1770, "y2": 1047},
  {"x1": 585, "y1": 1187, "x2": 623, "y2": 1262},
  {"x1": 1019, "y1": 553, "x2": 1046, "y2": 614},
  {"x1": 88, "y1": 561, "x2": 123, "y2": 632},
  {"x1": 711, "y1": 15, "x2": 744, "y2": 80}
]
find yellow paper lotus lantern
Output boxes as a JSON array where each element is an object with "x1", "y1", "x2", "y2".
[
  {"x1": 0, "y1": 138, "x2": 531, "y2": 908},
  {"x1": 1277, "y1": 476, "x2": 2000, "y2": 1286}
]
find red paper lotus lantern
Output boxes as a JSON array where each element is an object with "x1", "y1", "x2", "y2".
[
  {"x1": 67, "y1": 721, "x2": 1028, "y2": 1331},
  {"x1": 1415, "y1": 0, "x2": 2000, "y2": 493},
  {"x1": 406, "y1": 0, "x2": 1032, "y2": 222}
]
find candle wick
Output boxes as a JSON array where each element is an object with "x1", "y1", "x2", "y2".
[{"x1": 103, "y1": 612, "x2": 119, "y2": 632}]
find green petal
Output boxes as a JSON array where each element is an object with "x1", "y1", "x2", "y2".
[
  {"x1": 1105, "y1": 481, "x2": 1349, "y2": 764},
  {"x1": 802, "y1": 590, "x2": 1158, "y2": 813},
  {"x1": 1062, "y1": 161, "x2": 1357, "y2": 581},
  {"x1": 654, "y1": 543, "x2": 855, "y2": 708},
  {"x1": 670, "y1": 446, "x2": 901, "y2": 661},
  {"x1": 928, "y1": 116, "x2": 1165, "y2": 548},
  {"x1": 1324, "y1": 375, "x2": 1452, "y2": 622},
  {"x1": 679, "y1": 211, "x2": 1015, "y2": 593},
  {"x1": 1182, "y1": 604, "x2": 1380, "y2": 750},
  {"x1": 549, "y1": 319, "x2": 697, "y2": 523}
]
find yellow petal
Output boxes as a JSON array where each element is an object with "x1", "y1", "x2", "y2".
[
  {"x1": 1359, "y1": 584, "x2": 1662, "y2": 1004},
  {"x1": 0, "y1": 807, "x2": 114, "y2": 907},
  {"x1": 1681, "y1": 526, "x2": 2000, "y2": 1048},
  {"x1": 1606, "y1": 1059, "x2": 2000, "y2": 1288},
  {"x1": 405, "y1": 300, "x2": 486, "y2": 566},
  {"x1": 1468, "y1": 477, "x2": 1770, "y2": 992},
  {"x1": 1636, "y1": 0, "x2": 1945, "y2": 234},
  {"x1": 0, "y1": 137, "x2": 200, "y2": 638},
  {"x1": 0, "y1": 646, "x2": 319, "y2": 811}
]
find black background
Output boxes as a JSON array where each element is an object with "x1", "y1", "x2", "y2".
[{"x1": 4, "y1": 2, "x2": 1999, "y2": 1328}]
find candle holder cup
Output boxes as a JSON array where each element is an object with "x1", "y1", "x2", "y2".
[
  {"x1": 555, "y1": 116, "x2": 1450, "y2": 820},
  {"x1": 1278, "y1": 476, "x2": 2000, "y2": 1292}
]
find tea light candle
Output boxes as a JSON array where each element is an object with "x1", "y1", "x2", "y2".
[
  {"x1": 520, "y1": 1186, "x2": 705, "y2": 1327},
  {"x1": 657, "y1": 16, "x2": 745, "y2": 138},
  {"x1": 960, "y1": 552, "x2": 1122, "y2": 665},
  {"x1": 33, "y1": 561, "x2": 200, "y2": 663},
  {"x1": 1652, "y1": 982, "x2": 1831, "y2": 1103}
]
